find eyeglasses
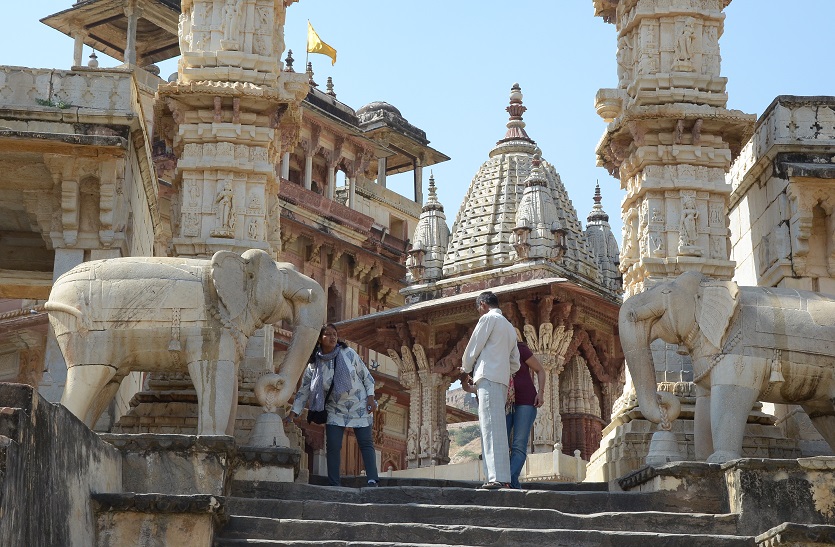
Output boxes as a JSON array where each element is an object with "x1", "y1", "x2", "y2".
[{"x1": 322, "y1": 330, "x2": 338, "y2": 338}]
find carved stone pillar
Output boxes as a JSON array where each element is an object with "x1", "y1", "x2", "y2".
[
  {"x1": 377, "y1": 156, "x2": 387, "y2": 188},
  {"x1": 388, "y1": 343, "x2": 449, "y2": 468},
  {"x1": 522, "y1": 322, "x2": 574, "y2": 454},
  {"x1": 280, "y1": 151, "x2": 290, "y2": 180},
  {"x1": 594, "y1": 0, "x2": 755, "y2": 298},
  {"x1": 124, "y1": 1, "x2": 140, "y2": 65},
  {"x1": 72, "y1": 32, "x2": 85, "y2": 67},
  {"x1": 413, "y1": 157, "x2": 423, "y2": 205},
  {"x1": 161, "y1": 0, "x2": 308, "y2": 259}
]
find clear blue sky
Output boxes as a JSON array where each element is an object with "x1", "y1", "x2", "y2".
[{"x1": 4, "y1": 1, "x2": 834, "y2": 246}]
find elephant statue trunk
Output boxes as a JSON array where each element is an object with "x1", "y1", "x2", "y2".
[
  {"x1": 619, "y1": 305, "x2": 666, "y2": 425},
  {"x1": 266, "y1": 282, "x2": 325, "y2": 407}
]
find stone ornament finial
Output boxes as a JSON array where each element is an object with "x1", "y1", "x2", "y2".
[
  {"x1": 284, "y1": 49, "x2": 295, "y2": 72},
  {"x1": 306, "y1": 62, "x2": 317, "y2": 87},
  {"x1": 497, "y1": 83, "x2": 534, "y2": 144},
  {"x1": 326, "y1": 76, "x2": 336, "y2": 97}
]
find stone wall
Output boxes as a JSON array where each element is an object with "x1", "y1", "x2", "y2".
[
  {"x1": 0, "y1": 383, "x2": 122, "y2": 547},
  {"x1": 729, "y1": 95, "x2": 835, "y2": 294}
]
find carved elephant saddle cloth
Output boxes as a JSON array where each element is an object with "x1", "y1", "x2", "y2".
[
  {"x1": 738, "y1": 286, "x2": 835, "y2": 363},
  {"x1": 51, "y1": 257, "x2": 210, "y2": 330}
]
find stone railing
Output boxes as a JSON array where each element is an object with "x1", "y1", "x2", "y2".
[
  {"x1": 279, "y1": 180, "x2": 375, "y2": 234},
  {"x1": 0, "y1": 65, "x2": 137, "y2": 116},
  {"x1": 354, "y1": 177, "x2": 422, "y2": 219}
]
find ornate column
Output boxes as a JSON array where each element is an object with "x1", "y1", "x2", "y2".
[
  {"x1": 160, "y1": 0, "x2": 308, "y2": 260},
  {"x1": 388, "y1": 336, "x2": 452, "y2": 468},
  {"x1": 522, "y1": 322, "x2": 574, "y2": 454},
  {"x1": 594, "y1": 0, "x2": 755, "y2": 399},
  {"x1": 594, "y1": 0, "x2": 754, "y2": 298}
]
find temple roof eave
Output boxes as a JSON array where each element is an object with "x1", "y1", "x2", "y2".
[
  {"x1": 336, "y1": 276, "x2": 620, "y2": 354},
  {"x1": 41, "y1": 0, "x2": 181, "y2": 66}
]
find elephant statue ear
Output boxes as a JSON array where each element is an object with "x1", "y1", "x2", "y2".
[
  {"x1": 211, "y1": 251, "x2": 249, "y2": 323},
  {"x1": 698, "y1": 280, "x2": 740, "y2": 349}
]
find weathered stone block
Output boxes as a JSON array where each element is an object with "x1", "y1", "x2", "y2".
[
  {"x1": 92, "y1": 493, "x2": 225, "y2": 547},
  {"x1": 724, "y1": 458, "x2": 835, "y2": 536},
  {"x1": 100, "y1": 434, "x2": 235, "y2": 497}
]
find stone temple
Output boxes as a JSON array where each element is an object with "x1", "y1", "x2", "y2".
[{"x1": 0, "y1": 0, "x2": 834, "y2": 545}]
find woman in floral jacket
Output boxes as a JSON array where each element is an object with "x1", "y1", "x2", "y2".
[{"x1": 287, "y1": 324, "x2": 379, "y2": 487}]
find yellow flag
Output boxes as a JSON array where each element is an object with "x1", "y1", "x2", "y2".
[{"x1": 307, "y1": 21, "x2": 337, "y2": 65}]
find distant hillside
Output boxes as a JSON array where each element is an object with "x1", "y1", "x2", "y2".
[
  {"x1": 446, "y1": 388, "x2": 481, "y2": 463},
  {"x1": 447, "y1": 421, "x2": 482, "y2": 463},
  {"x1": 446, "y1": 387, "x2": 478, "y2": 414}
]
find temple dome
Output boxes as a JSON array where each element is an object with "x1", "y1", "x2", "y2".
[
  {"x1": 356, "y1": 101, "x2": 403, "y2": 117},
  {"x1": 442, "y1": 84, "x2": 604, "y2": 289}
]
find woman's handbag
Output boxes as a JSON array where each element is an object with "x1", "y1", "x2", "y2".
[{"x1": 307, "y1": 381, "x2": 334, "y2": 424}]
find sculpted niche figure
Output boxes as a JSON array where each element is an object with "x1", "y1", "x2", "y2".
[
  {"x1": 222, "y1": 0, "x2": 241, "y2": 43},
  {"x1": 675, "y1": 18, "x2": 695, "y2": 65},
  {"x1": 679, "y1": 195, "x2": 698, "y2": 247},
  {"x1": 215, "y1": 182, "x2": 235, "y2": 230}
]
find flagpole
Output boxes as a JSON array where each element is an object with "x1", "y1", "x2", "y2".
[{"x1": 305, "y1": 20, "x2": 309, "y2": 69}]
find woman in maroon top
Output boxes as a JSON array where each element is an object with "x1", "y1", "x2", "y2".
[{"x1": 506, "y1": 341, "x2": 546, "y2": 489}]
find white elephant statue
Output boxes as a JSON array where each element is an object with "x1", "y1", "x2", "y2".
[
  {"x1": 45, "y1": 249, "x2": 325, "y2": 436},
  {"x1": 620, "y1": 271, "x2": 835, "y2": 463}
]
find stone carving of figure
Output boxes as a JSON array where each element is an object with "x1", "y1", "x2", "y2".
[
  {"x1": 188, "y1": 182, "x2": 200, "y2": 208},
  {"x1": 679, "y1": 195, "x2": 698, "y2": 247},
  {"x1": 247, "y1": 218, "x2": 258, "y2": 240},
  {"x1": 436, "y1": 430, "x2": 450, "y2": 460},
  {"x1": 675, "y1": 18, "x2": 695, "y2": 64},
  {"x1": 184, "y1": 212, "x2": 200, "y2": 237},
  {"x1": 651, "y1": 232, "x2": 664, "y2": 257},
  {"x1": 407, "y1": 429, "x2": 418, "y2": 459},
  {"x1": 222, "y1": 0, "x2": 241, "y2": 42},
  {"x1": 617, "y1": 35, "x2": 633, "y2": 84},
  {"x1": 651, "y1": 207, "x2": 664, "y2": 224},
  {"x1": 419, "y1": 428, "x2": 430, "y2": 457},
  {"x1": 178, "y1": 11, "x2": 192, "y2": 53},
  {"x1": 214, "y1": 182, "x2": 235, "y2": 229}
]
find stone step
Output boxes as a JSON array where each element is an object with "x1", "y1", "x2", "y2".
[
  {"x1": 230, "y1": 481, "x2": 726, "y2": 515},
  {"x1": 225, "y1": 497, "x2": 740, "y2": 535},
  {"x1": 307, "y1": 475, "x2": 610, "y2": 491},
  {"x1": 216, "y1": 517, "x2": 755, "y2": 547}
]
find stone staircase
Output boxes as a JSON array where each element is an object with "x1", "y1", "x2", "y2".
[{"x1": 211, "y1": 476, "x2": 835, "y2": 546}]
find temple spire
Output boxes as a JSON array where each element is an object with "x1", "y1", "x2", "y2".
[{"x1": 587, "y1": 181, "x2": 609, "y2": 225}]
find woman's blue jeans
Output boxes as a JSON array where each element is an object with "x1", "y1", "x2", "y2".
[
  {"x1": 325, "y1": 424, "x2": 379, "y2": 486},
  {"x1": 506, "y1": 405, "x2": 537, "y2": 489}
]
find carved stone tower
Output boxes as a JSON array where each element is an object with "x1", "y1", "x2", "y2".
[
  {"x1": 156, "y1": 0, "x2": 308, "y2": 259},
  {"x1": 593, "y1": 0, "x2": 755, "y2": 298}
]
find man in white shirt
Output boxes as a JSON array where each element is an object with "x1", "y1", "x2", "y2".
[{"x1": 461, "y1": 291, "x2": 520, "y2": 489}]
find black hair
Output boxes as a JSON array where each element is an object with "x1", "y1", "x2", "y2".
[{"x1": 476, "y1": 291, "x2": 499, "y2": 308}]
